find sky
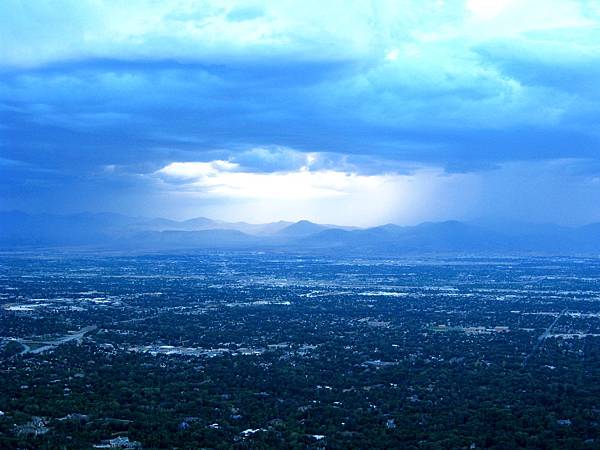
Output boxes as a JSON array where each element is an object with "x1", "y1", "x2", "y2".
[{"x1": 1, "y1": 0, "x2": 600, "y2": 226}]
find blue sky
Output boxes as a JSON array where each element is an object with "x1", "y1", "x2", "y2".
[{"x1": 1, "y1": 0, "x2": 600, "y2": 225}]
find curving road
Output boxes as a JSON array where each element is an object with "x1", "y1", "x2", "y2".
[{"x1": 18, "y1": 325, "x2": 97, "y2": 355}]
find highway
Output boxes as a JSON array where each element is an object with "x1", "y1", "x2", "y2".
[{"x1": 18, "y1": 325, "x2": 97, "y2": 355}]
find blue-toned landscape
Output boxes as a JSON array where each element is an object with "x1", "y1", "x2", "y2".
[{"x1": 2, "y1": 1, "x2": 600, "y2": 448}]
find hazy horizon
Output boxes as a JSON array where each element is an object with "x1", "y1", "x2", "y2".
[{"x1": 4, "y1": 209, "x2": 600, "y2": 230}]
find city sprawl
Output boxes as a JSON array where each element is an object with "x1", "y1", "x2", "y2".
[{"x1": 1, "y1": 254, "x2": 600, "y2": 448}]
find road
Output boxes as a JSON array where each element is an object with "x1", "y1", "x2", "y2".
[
  {"x1": 19, "y1": 325, "x2": 97, "y2": 355},
  {"x1": 522, "y1": 308, "x2": 567, "y2": 367}
]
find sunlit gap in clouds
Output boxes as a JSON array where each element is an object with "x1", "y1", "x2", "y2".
[{"x1": 152, "y1": 158, "x2": 480, "y2": 227}]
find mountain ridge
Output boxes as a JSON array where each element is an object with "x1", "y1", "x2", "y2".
[{"x1": 1, "y1": 211, "x2": 599, "y2": 255}]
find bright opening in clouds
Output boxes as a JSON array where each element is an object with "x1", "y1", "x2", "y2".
[
  {"x1": 153, "y1": 158, "x2": 405, "y2": 225},
  {"x1": 1, "y1": 0, "x2": 600, "y2": 225},
  {"x1": 157, "y1": 161, "x2": 387, "y2": 200},
  {"x1": 467, "y1": 0, "x2": 515, "y2": 20},
  {"x1": 147, "y1": 148, "x2": 482, "y2": 226}
]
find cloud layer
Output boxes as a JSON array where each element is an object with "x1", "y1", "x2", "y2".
[{"x1": 1, "y1": 1, "x2": 600, "y2": 224}]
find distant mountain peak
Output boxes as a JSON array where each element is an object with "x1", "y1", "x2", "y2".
[{"x1": 276, "y1": 220, "x2": 328, "y2": 237}]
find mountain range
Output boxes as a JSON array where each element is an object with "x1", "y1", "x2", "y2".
[{"x1": 1, "y1": 211, "x2": 599, "y2": 255}]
